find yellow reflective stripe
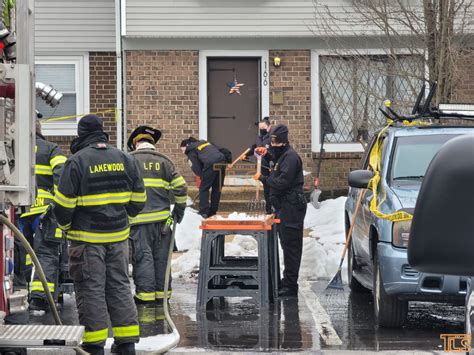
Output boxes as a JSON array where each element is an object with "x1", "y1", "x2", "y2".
[
  {"x1": 25, "y1": 254, "x2": 32, "y2": 266},
  {"x1": 53, "y1": 185, "x2": 58, "y2": 194},
  {"x1": 170, "y1": 176, "x2": 186, "y2": 188},
  {"x1": 83, "y1": 328, "x2": 108, "y2": 343},
  {"x1": 58, "y1": 222, "x2": 71, "y2": 231},
  {"x1": 112, "y1": 325, "x2": 139, "y2": 338},
  {"x1": 130, "y1": 191, "x2": 146, "y2": 203},
  {"x1": 55, "y1": 228, "x2": 63, "y2": 239},
  {"x1": 143, "y1": 178, "x2": 169, "y2": 189},
  {"x1": 20, "y1": 205, "x2": 49, "y2": 217},
  {"x1": 35, "y1": 164, "x2": 53, "y2": 175},
  {"x1": 30, "y1": 281, "x2": 54, "y2": 293},
  {"x1": 37, "y1": 189, "x2": 54, "y2": 199},
  {"x1": 50, "y1": 155, "x2": 67, "y2": 169},
  {"x1": 197, "y1": 142, "x2": 210, "y2": 151},
  {"x1": 67, "y1": 228, "x2": 130, "y2": 243},
  {"x1": 54, "y1": 191, "x2": 77, "y2": 209},
  {"x1": 129, "y1": 211, "x2": 170, "y2": 225},
  {"x1": 135, "y1": 292, "x2": 155, "y2": 301},
  {"x1": 155, "y1": 290, "x2": 172, "y2": 299},
  {"x1": 76, "y1": 191, "x2": 132, "y2": 206},
  {"x1": 175, "y1": 195, "x2": 187, "y2": 204}
]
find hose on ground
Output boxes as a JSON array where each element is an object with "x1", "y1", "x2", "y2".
[
  {"x1": 0, "y1": 214, "x2": 62, "y2": 325},
  {"x1": 150, "y1": 217, "x2": 180, "y2": 354},
  {"x1": 0, "y1": 215, "x2": 89, "y2": 355}
]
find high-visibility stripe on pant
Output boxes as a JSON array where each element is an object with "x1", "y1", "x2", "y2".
[
  {"x1": 25, "y1": 254, "x2": 32, "y2": 266},
  {"x1": 83, "y1": 328, "x2": 109, "y2": 344},
  {"x1": 135, "y1": 292, "x2": 155, "y2": 302},
  {"x1": 155, "y1": 290, "x2": 172, "y2": 299},
  {"x1": 30, "y1": 281, "x2": 54, "y2": 293},
  {"x1": 112, "y1": 325, "x2": 140, "y2": 338}
]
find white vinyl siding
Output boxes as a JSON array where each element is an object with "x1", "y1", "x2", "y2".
[
  {"x1": 35, "y1": 0, "x2": 115, "y2": 53},
  {"x1": 36, "y1": 55, "x2": 90, "y2": 136},
  {"x1": 125, "y1": 0, "x2": 379, "y2": 38}
]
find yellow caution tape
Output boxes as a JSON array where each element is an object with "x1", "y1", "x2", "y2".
[
  {"x1": 40, "y1": 108, "x2": 120, "y2": 124},
  {"x1": 366, "y1": 117, "x2": 433, "y2": 222}
]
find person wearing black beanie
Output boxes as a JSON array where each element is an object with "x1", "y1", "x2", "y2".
[
  {"x1": 53, "y1": 114, "x2": 146, "y2": 354},
  {"x1": 254, "y1": 124, "x2": 307, "y2": 297}
]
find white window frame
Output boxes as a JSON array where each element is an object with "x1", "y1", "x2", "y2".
[
  {"x1": 311, "y1": 49, "x2": 426, "y2": 153},
  {"x1": 198, "y1": 50, "x2": 270, "y2": 140},
  {"x1": 36, "y1": 54, "x2": 90, "y2": 136}
]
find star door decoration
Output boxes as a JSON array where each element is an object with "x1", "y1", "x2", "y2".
[{"x1": 227, "y1": 79, "x2": 245, "y2": 95}]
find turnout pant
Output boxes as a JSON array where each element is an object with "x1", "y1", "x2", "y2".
[
  {"x1": 30, "y1": 216, "x2": 63, "y2": 301},
  {"x1": 278, "y1": 225, "x2": 303, "y2": 290},
  {"x1": 15, "y1": 215, "x2": 39, "y2": 289},
  {"x1": 69, "y1": 240, "x2": 139, "y2": 347},
  {"x1": 199, "y1": 165, "x2": 226, "y2": 217},
  {"x1": 130, "y1": 221, "x2": 172, "y2": 302}
]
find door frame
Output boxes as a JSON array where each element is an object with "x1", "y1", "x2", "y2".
[{"x1": 199, "y1": 50, "x2": 270, "y2": 140}]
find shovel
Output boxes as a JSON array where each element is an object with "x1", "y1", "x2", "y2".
[
  {"x1": 249, "y1": 153, "x2": 265, "y2": 212},
  {"x1": 310, "y1": 129, "x2": 327, "y2": 209},
  {"x1": 326, "y1": 190, "x2": 365, "y2": 290}
]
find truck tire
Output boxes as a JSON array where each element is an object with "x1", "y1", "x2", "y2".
[
  {"x1": 373, "y1": 253, "x2": 408, "y2": 328},
  {"x1": 348, "y1": 239, "x2": 370, "y2": 293}
]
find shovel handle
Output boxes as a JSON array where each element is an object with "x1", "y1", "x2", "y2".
[
  {"x1": 229, "y1": 148, "x2": 251, "y2": 169},
  {"x1": 256, "y1": 157, "x2": 262, "y2": 200}
]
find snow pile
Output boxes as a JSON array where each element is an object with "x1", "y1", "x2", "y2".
[
  {"x1": 173, "y1": 196, "x2": 347, "y2": 282},
  {"x1": 214, "y1": 212, "x2": 263, "y2": 220},
  {"x1": 300, "y1": 197, "x2": 347, "y2": 281}
]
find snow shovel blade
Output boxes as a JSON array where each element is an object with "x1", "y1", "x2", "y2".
[
  {"x1": 310, "y1": 189, "x2": 322, "y2": 209},
  {"x1": 326, "y1": 269, "x2": 344, "y2": 290}
]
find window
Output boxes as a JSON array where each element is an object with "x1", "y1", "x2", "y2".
[
  {"x1": 319, "y1": 54, "x2": 424, "y2": 145},
  {"x1": 35, "y1": 55, "x2": 89, "y2": 136}
]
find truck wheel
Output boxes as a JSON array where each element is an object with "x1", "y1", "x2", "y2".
[
  {"x1": 348, "y1": 239, "x2": 370, "y2": 293},
  {"x1": 373, "y1": 253, "x2": 408, "y2": 328}
]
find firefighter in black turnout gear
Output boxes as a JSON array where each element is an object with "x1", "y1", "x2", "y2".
[
  {"x1": 244, "y1": 117, "x2": 273, "y2": 214},
  {"x1": 254, "y1": 124, "x2": 307, "y2": 297},
  {"x1": 17, "y1": 120, "x2": 67, "y2": 310},
  {"x1": 180, "y1": 137, "x2": 230, "y2": 218},
  {"x1": 127, "y1": 126, "x2": 188, "y2": 304},
  {"x1": 53, "y1": 115, "x2": 146, "y2": 355}
]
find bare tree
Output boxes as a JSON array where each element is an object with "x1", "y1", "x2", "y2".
[
  {"x1": 312, "y1": 0, "x2": 473, "y2": 143},
  {"x1": 313, "y1": 0, "x2": 473, "y2": 104}
]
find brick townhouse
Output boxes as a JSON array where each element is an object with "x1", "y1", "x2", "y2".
[{"x1": 35, "y1": 0, "x2": 474, "y2": 196}]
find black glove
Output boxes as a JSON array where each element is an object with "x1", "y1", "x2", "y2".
[{"x1": 172, "y1": 205, "x2": 185, "y2": 224}]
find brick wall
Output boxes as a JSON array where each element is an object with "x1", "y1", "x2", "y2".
[
  {"x1": 125, "y1": 50, "x2": 199, "y2": 182},
  {"x1": 269, "y1": 50, "x2": 312, "y2": 170},
  {"x1": 48, "y1": 52, "x2": 117, "y2": 155},
  {"x1": 313, "y1": 152, "x2": 363, "y2": 197}
]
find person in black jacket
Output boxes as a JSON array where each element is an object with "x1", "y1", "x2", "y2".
[
  {"x1": 53, "y1": 115, "x2": 146, "y2": 355},
  {"x1": 244, "y1": 117, "x2": 273, "y2": 214},
  {"x1": 254, "y1": 124, "x2": 307, "y2": 297},
  {"x1": 180, "y1": 137, "x2": 229, "y2": 218}
]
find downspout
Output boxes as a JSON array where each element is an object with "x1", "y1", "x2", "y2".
[{"x1": 115, "y1": 0, "x2": 123, "y2": 149}]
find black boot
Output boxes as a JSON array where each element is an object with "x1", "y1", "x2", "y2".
[
  {"x1": 29, "y1": 297, "x2": 49, "y2": 312},
  {"x1": 81, "y1": 344, "x2": 105, "y2": 355},
  {"x1": 111, "y1": 342, "x2": 136, "y2": 355}
]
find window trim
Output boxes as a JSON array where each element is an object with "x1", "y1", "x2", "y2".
[
  {"x1": 311, "y1": 49, "x2": 426, "y2": 153},
  {"x1": 36, "y1": 54, "x2": 90, "y2": 136}
]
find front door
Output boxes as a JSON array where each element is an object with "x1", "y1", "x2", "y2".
[{"x1": 207, "y1": 58, "x2": 260, "y2": 159}]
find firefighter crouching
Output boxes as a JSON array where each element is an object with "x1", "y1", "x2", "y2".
[
  {"x1": 127, "y1": 126, "x2": 188, "y2": 304},
  {"x1": 180, "y1": 137, "x2": 231, "y2": 218},
  {"x1": 17, "y1": 120, "x2": 67, "y2": 311},
  {"x1": 53, "y1": 115, "x2": 146, "y2": 355},
  {"x1": 254, "y1": 124, "x2": 307, "y2": 298}
]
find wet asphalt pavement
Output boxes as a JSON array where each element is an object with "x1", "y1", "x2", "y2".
[{"x1": 26, "y1": 279, "x2": 466, "y2": 353}]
